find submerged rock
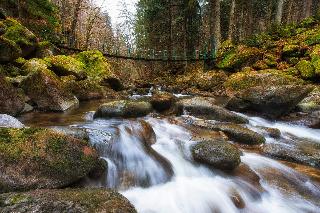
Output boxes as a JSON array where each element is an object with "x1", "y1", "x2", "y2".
[
  {"x1": 0, "y1": 189, "x2": 137, "y2": 213},
  {"x1": 227, "y1": 85, "x2": 313, "y2": 118},
  {"x1": 0, "y1": 128, "x2": 99, "y2": 193},
  {"x1": 192, "y1": 139, "x2": 241, "y2": 170},
  {"x1": 0, "y1": 114, "x2": 24, "y2": 128},
  {"x1": 94, "y1": 100, "x2": 152, "y2": 119},
  {"x1": 177, "y1": 97, "x2": 248, "y2": 124},
  {"x1": 21, "y1": 61, "x2": 79, "y2": 111},
  {"x1": 0, "y1": 76, "x2": 25, "y2": 116},
  {"x1": 193, "y1": 120, "x2": 265, "y2": 145},
  {"x1": 263, "y1": 136, "x2": 320, "y2": 169}
]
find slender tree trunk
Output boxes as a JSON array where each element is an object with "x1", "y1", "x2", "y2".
[
  {"x1": 305, "y1": 0, "x2": 313, "y2": 18},
  {"x1": 70, "y1": 0, "x2": 83, "y2": 48},
  {"x1": 209, "y1": 0, "x2": 221, "y2": 50},
  {"x1": 228, "y1": 0, "x2": 236, "y2": 41},
  {"x1": 276, "y1": 0, "x2": 284, "y2": 24}
]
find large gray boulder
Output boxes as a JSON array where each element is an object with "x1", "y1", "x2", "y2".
[
  {"x1": 227, "y1": 85, "x2": 313, "y2": 118},
  {"x1": 177, "y1": 97, "x2": 248, "y2": 124},
  {"x1": 192, "y1": 139, "x2": 241, "y2": 171},
  {"x1": 94, "y1": 100, "x2": 152, "y2": 119},
  {"x1": 0, "y1": 189, "x2": 137, "y2": 213}
]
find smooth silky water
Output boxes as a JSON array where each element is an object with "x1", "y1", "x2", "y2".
[{"x1": 19, "y1": 100, "x2": 320, "y2": 213}]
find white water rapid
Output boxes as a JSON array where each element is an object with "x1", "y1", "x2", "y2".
[{"x1": 76, "y1": 114, "x2": 320, "y2": 213}]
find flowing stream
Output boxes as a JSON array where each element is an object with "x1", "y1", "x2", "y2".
[
  {"x1": 73, "y1": 114, "x2": 320, "y2": 213},
  {"x1": 20, "y1": 100, "x2": 320, "y2": 213}
]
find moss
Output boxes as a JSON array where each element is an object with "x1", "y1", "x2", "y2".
[
  {"x1": 299, "y1": 17, "x2": 316, "y2": 28},
  {"x1": 217, "y1": 45, "x2": 262, "y2": 70},
  {"x1": 0, "y1": 64, "x2": 25, "y2": 77},
  {"x1": 225, "y1": 69, "x2": 303, "y2": 92},
  {"x1": 0, "y1": 127, "x2": 96, "y2": 177},
  {"x1": 295, "y1": 60, "x2": 316, "y2": 80},
  {"x1": 285, "y1": 67, "x2": 299, "y2": 76},
  {"x1": 45, "y1": 55, "x2": 86, "y2": 78},
  {"x1": 2, "y1": 18, "x2": 36, "y2": 47},
  {"x1": 282, "y1": 44, "x2": 301, "y2": 57},
  {"x1": 76, "y1": 50, "x2": 113, "y2": 79},
  {"x1": 22, "y1": 58, "x2": 50, "y2": 74},
  {"x1": 263, "y1": 53, "x2": 278, "y2": 67}
]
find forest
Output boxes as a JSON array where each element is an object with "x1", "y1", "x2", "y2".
[{"x1": 1, "y1": 0, "x2": 320, "y2": 213}]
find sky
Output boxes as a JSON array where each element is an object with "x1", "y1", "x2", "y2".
[{"x1": 94, "y1": 0, "x2": 137, "y2": 27}]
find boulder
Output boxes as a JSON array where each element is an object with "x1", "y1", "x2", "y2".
[
  {"x1": 297, "y1": 86, "x2": 320, "y2": 113},
  {"x1": 263, "y1": 136, "x2": 320, "y2": 169},
  {"x1": 0, "y1": 128, "x2": 99, "y2": 193},
  {"x1": 0, "y1": 37, "x2": 21, "y2": 62},
  {"x1": 257, "y1": 126, "x2": 281, "y2": 139},
  {"x1": 65, "y1": 79, "x2": 106, "y2": 101},
  {"x1": 0, "y1": 114, "x2": 24, "y2": 128},
  {"x1": 45, "y1": 55, "x2": 87, "y2": 80},
  {"x1": 0, "y1": 189, "x2": 137, "y2": 213},
  {"x1": 177, "y1": 97, "x2": 248, "y2": 124},
  {"x1": 227, "y1": 85, "x2": 313, "y2": 118},
  {"x1": 192, "y1": 120, "x2": 265, "y2": 145},
  {"x1": 94, "y1": 100, "x2": 152, "y2": 119},
  {"x1": 1, "y1": 18, "x2": 37, "y2": 58},
  {"x1": 0, "y1": 75, "x2": 24, "y2": 116},
  {"x1": 192, "y1": 139, "x2": 241, "y2": 170},
  {"x1": 150, "y1": 91, "x2": 176, "y2": 112},
  {"x1": 21, "y1": 61, "x2": 79, "y2": 111}
]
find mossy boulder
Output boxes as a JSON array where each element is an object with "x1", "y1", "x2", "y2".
[
  {"x1": 0, "y1": 189, "x2": 137, "y2": 213},
  {"x1": 0, "y1": 128, "x2": 99, "y2": 193},
  {"x1": 0, "y1": 37, "x2": 21, "y2": 62},
  {"x1": 0, "y1": 18, "x2": 37, "y2": 59},
  {"x1": 295, "y1": 60, "x2": 316, "y2": 80},
  {"x1": 177, "y1": 97, "x2": 248, "y2": 124},
  {"x1": 21, "y1": 60, "x2": 79, "y2": 111},
  {"x1": 227, "y1": 85, "x2": 313, "y2": 118},
  {"x1": 76, "y1": 50, "x2": 113, "y2": 80},
  {"x1": 216, "y1": 45, "x2": 263, "y2": 70},
  {"x1": 192, "y1": 139, "x2": 241, "y2": 171},
  {"x1": 35, "y1": 41, "x2": 54, "y2": 58},
  {"x1": 0, "y1": 75, "x2": 24, "y2": 116},
  {"x1": 224, "y1": 70, "x2": 303, "y2": 94},
  {"x1": 94, "y1": 100, "x2": 152, "y2": 119},
  {"x1": 65, "y1": 79, "x2": 106, "y2": 101},
  {"x1": 282, "y1": 44, "x2": 302, "y2": 57},
  {"x1": 45, "y1": 55, "x2": 87, "y2": 80}
]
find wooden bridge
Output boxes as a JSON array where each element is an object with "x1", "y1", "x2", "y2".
[{"x1": 55, "y1": 43, "x2": 216, "y2": 62}]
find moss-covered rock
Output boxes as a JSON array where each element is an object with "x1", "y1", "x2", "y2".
[
  {"x1": 0, "y1": 76, "x2": 24, "y2": 116},
  {"x1": 282, "y1": 44, "x2": 302, "y2": 57},
  {"x1": 297, "y1": 86, "x2": 320, "y2": 112},
  {"x1": 224, "y1": 70, "x2": 304, "y2": 94},
  {"x1": 0, "y1": 37, "x2": 21, "y2": 62},
  {"x1": 295, "y1": 60, "x2": 316, "y2": 80},
  {"x1": 94, "y1": 100, "x2": 152, "y2": 119},
  {"x1": 177, "y1": 97, "x2": 248, "y2": 124},
  {"x1": 76, "y1": 50, "x2": 113, "y2": 80},
  {"x1": 216, "y1": 45, "x2": 263, "y2": 70},
  {"x1": 65, "y1": 79, "x2": 106, "y2": 101},
  {"x1": 45, "y1": 55, "x2": 87, "y2": 80},
  {"x1": 192, "y1": 139, "x2": 241, "y2": 170},
  {"x1": 0, "y1": 189, "x2": 137, "y2": 213},
  {"x1": 0, "y1": 18, "x2": 37, "y2": 58},
  {"x1": 0, "y1": 128, "x2": 99, "y2": 193},
  {"x1": 21, "y1": 60, "x2": 79, "y2": 111}
]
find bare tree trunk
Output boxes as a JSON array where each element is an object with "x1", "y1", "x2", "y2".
[
  {"x1": 276, "y1": 0, "x2": 284, "y2": 24},
  {"x1": 209, "y1": 0, "x2": 221, "y2": 50},
  {"x1": 70, "y1": 0, "x2": 83, "y2": 48},
  {"x1": 228, "y1": 0, "x2": 236, "y2": 41},
  {"x1": 305, "y1": 0, "x2": 313, "y2": 18}
]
